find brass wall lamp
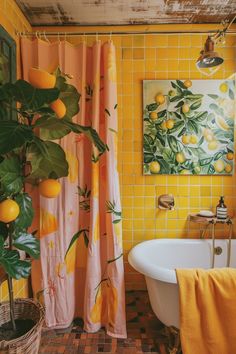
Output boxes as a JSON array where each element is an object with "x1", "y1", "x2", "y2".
[
  {"x1": 196, "y1": 15, "x2": 236, "y2": 74},
  {"x1": 196, "y1": 36, "x2": 223, "y2": 69}
]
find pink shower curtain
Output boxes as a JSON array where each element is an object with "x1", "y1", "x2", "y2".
[{"x1": 21, "y1": 37, "x2": 127, "y2": 338}]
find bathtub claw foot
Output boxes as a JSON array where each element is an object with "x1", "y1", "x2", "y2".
[{"x1": 165, "y1": 326, "x2": 182, "y2": 354}]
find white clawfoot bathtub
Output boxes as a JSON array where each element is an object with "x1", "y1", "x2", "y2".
[{"x1": 128, "y1": 239, "x2": 236, "y2": 329}]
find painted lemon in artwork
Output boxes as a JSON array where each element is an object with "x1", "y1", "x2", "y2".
[
  {"x1": 226, "y1": 152, "x2": 234, "y2": 160},
  {"x1": 176, "y1": 152, "x2": 186, "y2": 164},
  {"x1": 208, "y1": 140, "x2": 218, "y2": 150},
  {"x1": 161, "y1": 121, "x2": 167, "y2": 130},
  {"x1": 0, "y1": 199, "x2": 20, "y2": 223},
  {"x1": 219, "y1": 82, "x2": 228, "y2": 93},
  {"x1": 184, "y1": 80, "x2": 192, "y2": 88},
  {"x1": 225, "y1": 164, "x2": 232, "y2": 173},
  {"x1": 166, "y1": 119, "x2": 174, "y2": 129},
  {"x1": 149, "y1": 161, "x2": 160, "y2": 174},
  {"x1": 214, "y1": 160, "x2": 225, "y2": 173},
  {"x1": 180, "y1": 169, "x2": 189, "y2": 175},
  {"x1": 181, "y1": 135, "x2": 190, "y2": 145},
  {"x1": 182, "y1": 104, "x2": 190, "y2": 114},
  {"x1": 189, "y1": 135, "x2": 198, "y2": 144},
  {"x1": 215, "y1": 116, "x2": 229, "y2": 131},
  {"x1": 155, "y1": 93, "x2": 165, "y2": 105},
  {"x1": 149, "y1": 111, "x2": 158, "y2": 121}
]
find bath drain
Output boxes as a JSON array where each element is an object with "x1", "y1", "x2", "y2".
[{"x1": 214, "y1": 246, "x2": 222, "y2": 255}]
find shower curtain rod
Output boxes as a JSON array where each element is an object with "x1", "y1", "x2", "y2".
[{"x1": 17, "y1": 29, "x2": 236, "y2": 37}]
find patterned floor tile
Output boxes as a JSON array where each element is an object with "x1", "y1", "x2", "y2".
[{"x1": 39, "y1": 291, "x2": 181, "y2": 354}]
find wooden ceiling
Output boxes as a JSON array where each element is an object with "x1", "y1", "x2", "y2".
[{"x1": 16, "y1": 0, "x2": 236, "y2": 26}]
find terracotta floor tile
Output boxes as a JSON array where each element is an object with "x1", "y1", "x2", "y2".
[{"x1": 39, "y1": 291, "x2": 181, "y2": 354}]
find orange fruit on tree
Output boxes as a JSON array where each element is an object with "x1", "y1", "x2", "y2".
[
  {"x1": 226, "y1": 152, "x2": 234, "y2": 160},
  {"x1": 39, "y1": 179, "x2": 61, "y2": 198},
  {"x1": 0, "y1": 199, "x2": 20, "y2": 223},
  {"x1": 184, "y1": 80, "x2": 192, "y2": 88},
  {"x1": 28, "y1": 68, "x2": 56, "y2": 89},
  {"x1": 155, "y1": 93, "x2": 165, "y2": 105},
  {"x1": 50, "y1": 99, "x2": 66, "y2": 119}
]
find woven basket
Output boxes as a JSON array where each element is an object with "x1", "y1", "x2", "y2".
[{"x1": 0, "y1": 298, "x2": 45, "y2": 354}]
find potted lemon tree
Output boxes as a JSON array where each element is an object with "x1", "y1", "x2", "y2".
[{"x1": 0, "y1": 68, "x2": 107, "y2": 353}]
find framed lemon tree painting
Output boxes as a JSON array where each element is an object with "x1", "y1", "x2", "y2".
[{"x1": 143, "y1": 79, "x2": 235, "y2": 175}]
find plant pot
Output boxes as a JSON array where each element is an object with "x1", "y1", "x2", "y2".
[{"x1": 0, "y1": 298, "x2": 44, "y2": 354}]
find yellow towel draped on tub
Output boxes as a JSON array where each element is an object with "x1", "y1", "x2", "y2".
[{"x1": 176, "y1": 268, "x2": 236, "y2": 354}]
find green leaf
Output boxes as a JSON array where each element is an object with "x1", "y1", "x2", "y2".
[
  {"x1": 229, "y1": 88, "x2": 234, "y2": 100},
  {"x1": 105, "y1": 108, "x2": 111, "y2": 116},
  {"x1": 63, "y1": 121, "x2": 108, "y2": 154},
  {"x1": 157, "y1": 110, "x2": 167, "y2": 118},
  {"x1": 112, "y1": 219, "x2": 121, "y2": 224},
  {"x1": 208, "y1": 164, "x2": 215, "y2": 174},
  {"x1": 0, "y1": 156, "x2": 23, "y2": 194},
  {"x1": 2, "y1": 80, "x2": 59, "y2": 111},
  {"x1": 13, "y1": 232, "x2": 40, "y2": 259},
  {"x1": 147, "y1": 103, "x2": 158, "y2": 111},
  {"x1": 190, "y1": 111, "x2": 208, "y2": 123},
  {"x1": 190, "y1": 100, "x2": 202, "y2": 110},
  {"x1": 0, "y1": 237, "x2": 31, "y2": 279},
  {"x1": 214, "y1": 151, "x2": 224, "y2": 160},
  {"x1": 13, "y1": 193, "x2": 34, "y2": 231},
  {"x1": 187, "y1": 120, "x2": 199, "y2": 134},
  {"x1": 169, "y1": 95, "x2": 184, "y2": 102},
  {"x1": 107, "y1": 253, "x2": 123, "y2": 264},
  {"x1": 176, "y1": 80, "x2": 187, "y2": 89},
  {"x1": 0, "y1": 121, "x2": 33, "y2": 155},
  {"x1": 35, "y1": 116, "x2": 71, "y2": 140},
  {"x1": 184, "y1": 94, "x2": 203, "y2": 100},
  {"x1": 27, "y1": 140, "x2": 69, "y2": 179},
  {"x1": 55, "y1": 70, "x2": 80, "y2": 121},
  {"x1": 144, "y1": 153, "x2": 154, "y2": 163},
  {"x1": 65, "y1": 229, "x2": 89, "y2": 259},
  {"x1": 175, "y1": 100, "x2": 184, "y2": 108},
  {"x1": 163, "y1": 148, "x2": 175, "y2": 163},
  {"x1": 200, "y1": 157, "x2": 213, "y2": 166},
  {"x1": 169, "y1": 121, "x2": 184, "y2": 134},
  {"x1": 0, "y1": 222, "x2": 8, "y2": 240},
  {"x1": 168, "y1": 135, "x2": 181, "y2": 152},
  {"x1": 208, "y1": 94, "x2": 219, "y2": 100}
]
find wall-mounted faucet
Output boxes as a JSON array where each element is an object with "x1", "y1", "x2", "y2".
[{"x1": 158, "y1": 194, "x2": 175, "y2": 210}]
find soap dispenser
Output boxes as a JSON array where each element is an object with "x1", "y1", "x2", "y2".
[{"x1": 216, "y1": 196, "x2": 227, "y2": 219}]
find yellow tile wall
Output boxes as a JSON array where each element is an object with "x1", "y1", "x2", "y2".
[
  {"x1": 0, "y1": 0, "x2": 31, "y2": 301},
  {"x1": 10, "y1": 22, "x2": 236, "y2": 291}
]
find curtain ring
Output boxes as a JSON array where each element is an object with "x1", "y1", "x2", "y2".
[
  {"x1": 35, "y1": 31, "x2": 40, "y2": 40},
  {"x1": 44, "y1": 31, "x2": 50, "y2": 43}
]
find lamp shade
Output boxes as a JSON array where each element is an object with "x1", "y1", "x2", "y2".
[{"x1": 196, "y1": 36, "x2": 224, "y2": 68}]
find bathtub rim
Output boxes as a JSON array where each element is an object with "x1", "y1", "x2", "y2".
[{"x1": 128, "y1": 238, "x2": 226, "y2": 284}]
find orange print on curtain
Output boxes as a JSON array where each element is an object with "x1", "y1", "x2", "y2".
[
  {"x1": 64, "y1": 239, "x2": 78, "y2": 274},
  {"x1": 39, "y1": 208, "x2": 58, "y2": 238},
  {"x1": 65, "y1": 151, "x2": 79, "y2": 183},
  {"x1": 90, "y1": 280, "x2": 118, "y2": 326}
]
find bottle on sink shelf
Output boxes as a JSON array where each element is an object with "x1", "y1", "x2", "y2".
[{"x1": 216, "y1": 196, "x2": 227, "y2": 219}]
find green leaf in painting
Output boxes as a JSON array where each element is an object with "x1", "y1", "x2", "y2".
[
  {"x1": 200, "y1": 157, "x2": 213, "y2": 166},
  {"x1": 13, "y1": 193, "x2": 34, "y2": 231},
  {"x1": 163, "y1": 148, "x2": 175, "y2": 163},
  {"x1": 168, "y1": 121, "x2": 184, "y2": 134},
  {"x1": 187, "y1": 120, "x2": 199, "y2": 134},
  {"x1": 0, "y1": 121, "x2": 33, "y2": 155},
  {"x1": 213, "y1": 151, "x2": 224, "y2": 161},
  {"x1": 208, "y1": 164, "x2": 215, "y2": 174},
  {"x1": 229, "y1": 88, "x2": 234, "y2": 100},
  {"x1": 0, "y1": 156, "x2": 23, "y2": 195},
  {"x1": 208, "y1": 94, "x2": 219, "y2": 100},
  {"x1": 190, "y1": 100, "x2": 202, "y2": 110},
  {"x1": 147, "y1": 103, "x2": 158, "y2": 111},
  {"x1": 168, "y1": 135, "x2": 181, "y2": 152},
  {"x1": 13, "y1": 232, "x2": 40, "y2": 259},
  {"x1": 175, "y1": 100, "x2": 184, "y2": 108},
  {"x1": 144, "y1": 153, "x2": 154, "y2": 163}
]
